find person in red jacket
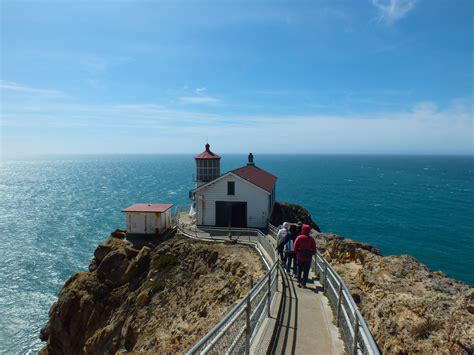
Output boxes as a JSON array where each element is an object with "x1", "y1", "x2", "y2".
[{"x1": 294, "y1": 224, "x2": 316, "y2": 288}]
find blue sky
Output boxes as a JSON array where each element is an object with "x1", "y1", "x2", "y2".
[{"x1": 1, "y1": 0, "x2": 472, "y2": 157}]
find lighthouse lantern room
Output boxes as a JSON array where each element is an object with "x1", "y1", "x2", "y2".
[{"x1": 195, "y1": 143, "x2": 221, "y2": 186}]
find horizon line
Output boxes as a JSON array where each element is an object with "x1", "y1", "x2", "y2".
[{"x1": 2, "y1": 152, "x2": 474, "y2": 160}]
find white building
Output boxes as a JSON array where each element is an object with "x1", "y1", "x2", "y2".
[
  {"x1": 191, "y1": 144, "x2": 276, "y2": 229},
  {"x1": 122, "y1": 203, "x2": 173, "y2": 235}
]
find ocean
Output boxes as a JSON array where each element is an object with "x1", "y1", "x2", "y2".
[{"x1": 0, "y1": 154, "x2": 473, "y2": 353}]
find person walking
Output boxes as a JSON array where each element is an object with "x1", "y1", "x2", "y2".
[
  {"x1": 276, "y1": 222, "x2": 289, "y2": 264},
  {"x1": 284, "y1": 232, "x2": 294, "y2": 274},
  {"x1": 286, "y1": 224, "x2": 298, "y2": 276},
  {"x1": 294, "y1": 224, "x2": 316, "y2": 288},
  {"x1": 296, "y1": 221, "x2": 303, "y2": 236}
]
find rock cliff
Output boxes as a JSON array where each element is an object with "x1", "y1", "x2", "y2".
[
  {"x1": 316, "y1": 233, "x2": 473, "y2": 354},
  {"x1": 274, "y1": 202, "x2": 473, "y2": 354},
  {"x1": 270, "y1": 201, "x2": 321, "y2": 231},
  {"x1": 40, "y1": 232, "x2": 265, "y2": 353}
]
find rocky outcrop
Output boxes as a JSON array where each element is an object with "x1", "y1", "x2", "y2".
[
  {"x1": 270, "y1": 201, "x2": 321, "y2": 231},
  {"x1": 306, "y1": 233, "x2": 472, "y2": 353},
  {"x1": 277, "y1": 203, "x2": 473, "y2": 354},
  {"x1": 316, "y1": 233, "x2": 474, "y2": 353},
  {"x1": 40, "y1": 232, "x2": 265, "y2": 353}
]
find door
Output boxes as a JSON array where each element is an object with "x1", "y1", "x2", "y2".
[
  {"x1": 215, "y1": 201, "x2": 228, "y2": 227},
  {"x1": 231, "y1": 202, "x2": 247, "y2": 228},
  {"x1": 215, "y1": 201, "x2": 247, "y2": 228},
  {"x1": 131, "y1": 213, "x2": 146, "y2": 233}
]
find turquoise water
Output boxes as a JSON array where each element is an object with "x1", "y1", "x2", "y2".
[{"x1": 0, "y1": 154, "x2": 473, "y2": 353}]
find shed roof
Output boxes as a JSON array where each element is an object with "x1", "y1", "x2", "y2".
[
  {"x1": 231, "y1": 165, "x2": 277, "y2": 193},
  {"x1": 122, "y1": 204, "x2": 174, "y2": 213}
]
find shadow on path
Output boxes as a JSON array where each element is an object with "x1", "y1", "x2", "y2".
[{"x1": 267, "y1": 266, "x2": 298, "y2": 355}]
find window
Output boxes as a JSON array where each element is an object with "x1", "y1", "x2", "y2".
[{"x1": 227, "y1": 181, "x2": 235, "y2": 195}]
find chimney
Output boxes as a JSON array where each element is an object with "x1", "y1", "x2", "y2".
[{"x1": 247, "y1": 153, "x2": 255, "y2": 166}]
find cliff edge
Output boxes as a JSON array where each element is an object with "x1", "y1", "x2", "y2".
[
  {"x1": 273, "y1": 202, "x2": 474, "y2": 354},
  {"x1": 39, "y1": 232, "x2": 265, "y2": 353}
]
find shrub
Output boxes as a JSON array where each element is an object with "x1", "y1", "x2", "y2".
[
  {"x1": 145, "y1": 278, "x2": 167, "y2": 293},
  {"x1": 151, "y1": 254, "x2": 178, "y2": 271},
  {"x1": 412, "y1": 318, "x2": 442, "y2": 339}
]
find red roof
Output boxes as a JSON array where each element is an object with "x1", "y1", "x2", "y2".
[
  {"x1": 122, "y1": 203, "x2": 174, "y2": 213},
  {"x1": 232, "y1": 165, "x2": 277, "y2": 193},
  {"x1": 195, "y1": 143, "x2": 221, "y2": 160}
]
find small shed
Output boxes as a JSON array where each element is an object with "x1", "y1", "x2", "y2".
[{"x1": 122, "y1": 203, "x2": 174, "y2": 235}]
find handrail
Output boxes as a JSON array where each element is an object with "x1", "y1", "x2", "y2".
[
  {"x1": 267, "y1": 221, "x2": 379, "y2": 355},
  {"x1": 314, "y1": 252, "x2": 379, "y2": 354},
  {"x1": 174, "y1": 213, "x2": 278, "y2": 354}
]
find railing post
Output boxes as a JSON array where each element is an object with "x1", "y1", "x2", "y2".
[
  {"x1": 267, "y1": 272, "x2": 272, "y2": 317},
  {"x1": 336, "y1": 282, "x2": 343, "y2": 326},
  {"x1": 245, "y1": 296, "x2": 251, "y2": 355},
  {"x1": 323, "y1": 263, "x2": 327, "y2": 292},
  {"x1": 276, "y1": 266, "x2": 280, "y2": 292},
  {"x1": 351, "y1": 317, "x2": 359, "y2": 355}
]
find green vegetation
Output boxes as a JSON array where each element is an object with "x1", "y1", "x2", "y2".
[
  {"x1": 145, "y1": 278, "x2": 167, "y2": 293},
  {"x1": 138, "y1": 324, "x2": 160, "y2": 342},
  {"x1": 151, "y1": 254, "x2": 178, "y2": 271}
]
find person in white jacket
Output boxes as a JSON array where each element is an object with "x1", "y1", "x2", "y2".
[{"x1": 276, "y1": 222, "x2": 289, "y2": 263}]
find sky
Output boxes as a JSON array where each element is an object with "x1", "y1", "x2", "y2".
[{"x1": 0, "y1": 0, "x2": 473, "y2": 157}]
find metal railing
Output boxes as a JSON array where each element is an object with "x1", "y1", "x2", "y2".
[
  {"x1": 268, "y1": 222, "x2": 379, "y2": 355},
  {"x1": 268, "y1": 222, "x2": 279, "y2": 237},
  {"x1": 186, "y1": 263, "x2": 278, "y2": 354},
  {"x1": 314, "y1": 254, "x2": 379, "y2": 355},
  {"x1": 174, "y1": 211, "x2": 279, "y2": 354}
]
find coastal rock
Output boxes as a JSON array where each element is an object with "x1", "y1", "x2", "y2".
[
  {"x1": 281, "y1": 202, "x2": 473, "y2": 354},
  {"x1": 111, "y1": 229, "x2": 127, "y2": 239},
  {"x1": 270, "y1": 201, "x2": 321, "y2": 231},
  {"x1": 96, "y1": 248, "x2": 130, "y2": 287},
  {"x1": 316, "y1": 233, "x2": 473, "y2": 353},
  {"x1": 125, "y1": 246, "x2": 151, "y2": 280},
  {"x1": 40, "y1": 232, "x2": 265, "y2": 353},
  {"x1": 94, "y1": 236, "x2": 133, "y2": 264}
]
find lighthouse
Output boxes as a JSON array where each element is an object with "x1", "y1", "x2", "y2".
[
  {"x1": 194, "y1": 143, "x2": 221, "y2": 187},
  {"x1": 190, "y1": 145, "x2": 277, "y2": 228}
]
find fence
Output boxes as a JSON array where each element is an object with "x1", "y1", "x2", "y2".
[
  {"x1": 174, "y1": 211, "x2": 279, "y2": 355},
  {"x1": 268, "y1": 222, "x2": 379, "y2": 355}
]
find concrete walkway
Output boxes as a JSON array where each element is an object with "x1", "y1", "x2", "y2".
[{"x1": 251, "y1": 266, "x2": 344, "y2": 355}]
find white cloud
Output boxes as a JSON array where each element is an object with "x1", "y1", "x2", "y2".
[
  {"x1": 178, "y1": 96, "x2": 219, "y2": 105},
  {"x1": 178, "y1": 87, "x2": 220, "y2": 105},
  {"x1": 0, "y1": 80, "x2": 67, "y2": 98},
  {"x1": 1, "y1": 80, "x2": 471, "y2": 155},
  {"x1": 1, "y1": 95, "x2": 472, "y2": 155},
  {"x1": 372, "y1": 0, "x2": 416, "y2": 24}
]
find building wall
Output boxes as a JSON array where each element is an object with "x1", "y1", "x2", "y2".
[
  {"x1": 126, "y1": 211, "x2": 171, "y2": 234},
  {"x1": 195, "y1": 174, "x2": 270, "y2": 228}
]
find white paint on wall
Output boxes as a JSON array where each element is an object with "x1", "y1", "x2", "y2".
[
  {"x1": 125, "y1": 210, "x2": 172, "y2": 234},
  {"x1": 195, "y1": 173, "x2": 272, "y2": 228}
]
